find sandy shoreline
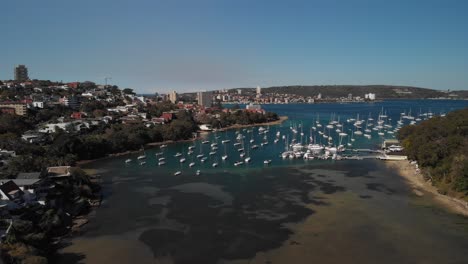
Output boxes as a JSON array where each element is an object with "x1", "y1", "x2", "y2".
[
  {"x1": 77, "y1": 116, "x2": 288, "y2": 166},
  {"x1": 385, "y1": 160, "x2": 468, "y2": 217}
]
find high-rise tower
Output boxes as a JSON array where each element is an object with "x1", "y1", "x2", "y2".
[{"x1": 15, "y1": 65, "x2": 29, "y2": 82}]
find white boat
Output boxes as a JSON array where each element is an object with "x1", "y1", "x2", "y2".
[
  {"x1": 174, "y1": 171, "x2": 181, "y2": 176},
  {"x1": 137, "y1": 155, "x2": 146, "y2": 160},
  {"x1": 234, "y1": 161, "x2": 244, "y2": 166},
  {"x1": 125, "y1": 159, "x2": 132, "y2": 163},
  {"x1": 180, "y1": 158, "x2": 186, "y2": 163},
  {"x1": 196, "y1": 170, "x2": 201, "y2": 175},
  {"x1": 308, "y1": 144, "x2": 324, "y2": 152},
  {"x1": 245, "y1": 157, "x2": 251, "y2": 163},
  {"x1": 187, "y1": 150, "x2": 194, "y2": 155},
  {"x1": 160, "y1": 144, "x2": 167, "y2": 149},
  {"x1": 209, "y1": 151, "x2": 216, "y2": 156},
  {"x1": 196, "y1": 154, "x2": 204, "y2": 159},
  {"x1": 174, "y1": 153, "x2": 182, "y2": 157},
  {"x1": 222, "y1": 155, "x2": 228, "y2": 160},
  {"x1": 158, "y1": 157, "x2": 166, "y2": 161},
  {"x1": 211, "y1": 143, "x2": 218, "y2": 147},
  {"x1": 158, "y1": 161, "x2": 166, "y2": 166},
  {"x1": 139, "y1": 161, "x2": 146, "y2": 165},
  {"x1": 202, "y1": 140, "x2": 210, "y2": 144},
  {"x1": 201, "y1": 157, "x2": 208, "y2": 162},
  {"x1": 155, "y1": 152, "x2": 163, "y2": 156},
  {"x1": 233, "y1": 142, "x2": 241, "y2": 147},
  {"x1": 221, "y1": 139, "x2": 231, "y2": 144},
  {"x1": 189, "y1": 162, "x2": 195, "y2": 167},
  {"x1": 264, "y1": 160, "x2": 272, "y2": 164},
  {"x1": 240, "y1": 153, "x2": 246, "y2": 158},
  {"x1": 212, "y1": 162, "x2": 218, "y2": 167},
  {"x1": 188, "y1": 146, "x2": 195, "y2": 150},
  {"x1": 251, "y1": 145, "x2": 259, "y2": 149}
]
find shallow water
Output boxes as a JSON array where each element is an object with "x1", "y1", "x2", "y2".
[{"x1": 57, "y1": 100, "x2": 468, "y2": 264}]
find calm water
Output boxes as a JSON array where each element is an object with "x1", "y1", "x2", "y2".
[{"x1": 58, "y1": 100, "x2": 468, "y2": 264}]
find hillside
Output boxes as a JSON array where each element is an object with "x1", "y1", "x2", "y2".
[
  {"x1": 262, "y1": 85, "x2": 449, "y2": 99},
  {"x1": 398, "y1": 108, "x2": 468, "y2": 200}
]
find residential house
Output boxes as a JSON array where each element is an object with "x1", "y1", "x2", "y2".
[
  {"x1": 21, "y1": 131, "x2": 46, "y2": 143},
  {"x1": 0, "y1": 180, "x2": 24, "y2": 209}
]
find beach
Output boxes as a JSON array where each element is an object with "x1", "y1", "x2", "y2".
[{"x1": 385, "y1": 160, "x2": 468, "y2": 217}]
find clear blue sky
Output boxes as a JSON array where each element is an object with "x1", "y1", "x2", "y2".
[{"x1": 1, "y1": 0, "x2": 467, "y2": 93}]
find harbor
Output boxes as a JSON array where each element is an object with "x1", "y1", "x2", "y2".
[
  {"x1": 123, "y1": 107, "x2": 422, "y2": 175},
  {"x1": 58, "y1": 101, "x2": 468, "y2": 264}
]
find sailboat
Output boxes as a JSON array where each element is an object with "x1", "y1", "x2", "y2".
[
  {"x1": 125, "y1": 159, "x2": 132, "y2": 163},
  {"x1": 212, "y1": 158, "x2": 219, "y2": 167},
  {"x1": 245, "y1": 142, "x2": 251, "y2": 163},
  {"x1": 137, "y1": 148, "x2": 146, "y2": 160},
  {"x1": 222, "y1": 143, "x2": 228, "y2": 160}
]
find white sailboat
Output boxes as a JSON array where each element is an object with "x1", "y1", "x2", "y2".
[{"x1": 222, "y1": 143, "x2": 228, "y2": 160}]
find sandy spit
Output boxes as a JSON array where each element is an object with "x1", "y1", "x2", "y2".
[{"x1": 385, "y1": 160, "x2": 468, "y2": 217}]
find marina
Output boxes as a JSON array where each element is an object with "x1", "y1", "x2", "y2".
[
  {"x1": 122, "y1": 105, "x2": 431, "y2": 174},
  {"x1": 60, "y1": 100, "x2": 468, "y2": 264}
]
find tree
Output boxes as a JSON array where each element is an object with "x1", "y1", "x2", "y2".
[{"x1": 122, "y1": 88, "x2": 135, "y2": 95}]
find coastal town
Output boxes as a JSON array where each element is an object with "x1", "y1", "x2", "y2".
[
  {"x1": 0, "y1": 67, "x2": 467, "y2": 263},
  {"x1": 0, "y1": 65, "x2": 282, "y2": 263}
]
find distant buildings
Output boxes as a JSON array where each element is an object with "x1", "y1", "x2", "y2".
[
  {"x1": 197, "y1": 91, "x2": 212, "y2": 107},
  {"x1": 62, "y1": 96, "x2": 81, "y2": 109},
  {"x1": 246, "y1": 103, "x2": 261, "y2": 110},
  {"x1": 14, "y1": 65, "x2": 29, "y2": 82},
  {"x1": 365, "y1": 93, "x2": 376, "y2": 100},
  {"x1": 169, "y1": 91, "x2": 178, "y2": 103},
  {"x1": 0, "y1": 102, "x2": 27, "y2": 116}
]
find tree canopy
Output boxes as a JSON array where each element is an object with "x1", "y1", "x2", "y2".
[{"x1": 398, "y1": 108, "x2": 468, "y2": 197}]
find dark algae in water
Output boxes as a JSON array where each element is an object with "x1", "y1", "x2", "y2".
[{"x1": 138, "y1": 167, "x2": 345, "y2": 263}]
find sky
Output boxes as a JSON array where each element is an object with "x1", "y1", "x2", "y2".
[{"x1": 1, "y1": 0, "x2": 468, "y2": 93}]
